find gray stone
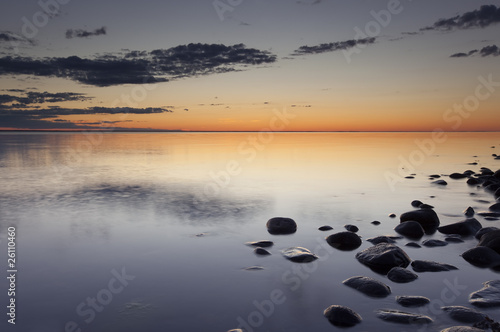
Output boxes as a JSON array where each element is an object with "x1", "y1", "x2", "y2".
[
  {"x1": 326, "y1": 232, "x2": 362, "y2": 251},
  {"x1": 411, "y1": 260, "x2": 458, "y2": 272},
  {"x1": 266, "y1": 217, "x2": 297, "y2": 235},
  {"x1": 411, "y1": 200, "x2": 423, "y2": 207},
  {"x1": 246, "y1": 240, "x2": 274, "y2": 248},
  {"x1": 462, "y1": 246, "x2": 500, "y2": 268},
  {"x1": 464, "y1": 206, "x2": 475, "y2": 217},
  {"x1": 318, "y1": 225, "x2": 333, "y2": 231},
  {"x1": 400, "y1": 209, "x2": 440, "y2": 228},
  {"x1": 445, "y1": 236, "x2": 464, "y2": 243},
  {"x1": 438, "y1": 218, "x2": 482, "y2": 236},
  {"x1": 375, "y1": 309, "x2": 432, "y2": 324},
  {"x1": 366, "y1": 235, "x2": 399, "y2": 244},
  {"x1": 344, "y1": 224, "x2": 359, "y2": 233},
  {"x1": 405, "y1": 242, "x2": 421, "y2": 248},
  {"x1": 478, "y1": 230, "x2": 500, "y2": 254},
  {"x1": 342, "y1": 276, "x2": 391, "y2": 298},
  {"x1": 254, "y1": 247, "x2": 271, "y2": 256},
  {"x1": 282, "y1": 247, "x2": 317, "y2": 263},
  {"x1": 432, "y1": 179, "x2": 448, "y2": 186},
  {"x1": 475, "y1": 227, "x2": 500, "y2": 240},
  {"x1": 395, "y1": 221, "x2": 425, "y2": 238},
  {"x1": 469, "y1": 280, "x2": 500, "y2": 307},
  {"x1": 371, "y1": 220, "x2": 381, "y2": 225},
  {"x1": 355, "y1": 243, "x2": 411, "y2": 274},
  {"x1": 396, "y1": 295, "x2": 430, "y2": 307},
  {"x1": 323, "y1": 305, "x2": 362, "y2": 327},
  {"x1": 490, "y1": 203, "x2": 500, "y2": 212},
  {"x1": 441, "y1": 306, "x2": 486, "y2": 323},
  {"x1": 422, "y1": 239, "x2": 448, "y2": 247},
  {"x1": 387, "y1": 267, "x2": 418, "y2": 283},
  {"x1": 440, "y1": 327, "x2": 485, "y2": 332}
]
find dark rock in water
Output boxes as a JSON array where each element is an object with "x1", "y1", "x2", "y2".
[
  {"x1": 467, "y1": 177, "x2": 482, "y2": 185},
  {"x1": 318, "y1": 225, "x2": 333, "y2": 231},
  {"x1": 464, "y1": 170, "x2": 475, "y2": 176},
  {"x1": 395, "y1": 221, "x2": 424, "y2": 238},
  {"x1": 282, "y1": 247, "x2": 317, "y2": 263},
  {"x1": 244, "y1": 266, "x2": 265, "y2": 271},
  {"x1": 254, "y1": 247, "x2": 271, "y2": 256},
  {"x1": 400, "y1": 209, "x2": 440, "y2": 229},
  {"x1": 485, "y1": 183, "x2": 500, "y2": 193},
  {"x1": 343, "y1": 276, "x2": 391, "y2": 298},
  {"x1": 495, "y1": 188, "x2": 500, "y2": 199},
  {"x1": 441, "y1": 326, "x2": 486, "y2": 332},
  {"x1": 422, "y1": 239, "x2": 448, "y2": 247},
  {"x1": 396, "y1": 295, "x2": 430, "y2": 307},
  {"x1": 464, "y1": 206, "x2": 475, "y2": 218},
  {"x1": 389, "y1": 213, "x2": 397, "y2": 218},
  {"x1": 366, "y1": 235, "x2": 398, "y2": 244},
  {"x1": 438, "y1": 218, "x2": 482, "y2": 236},
  {"x1": 481, "y1": 167, "x2": 494, "y2": 175},
  {"x1": 405, "y1": 176, "x2": 414, "y2": 179},
  {"x1": 478, "y1": 230, "x2": 500, "y2": 254},
  {"x1": 475, "y1": 227, "x2": 500, "y2": 240},
  {"x1": 227, "y1": 329, "x2": 244, "y2": 332},
  {"x1": 344, "y1": 224, "x2": 359, "y2": 233},
  {"x1": 445, "y1": 236, "x2": 464, "y2": 243},
  {"x1": 429, "y1": 174, "x2": 441, "y2": 178},
  {"x1": 387, "y1": 267, "x2": 418, "y2": 283},
  {"x1": 450, "y1": 173, "x2": 467, "y2": 179},
  {"x1": 355, "y1": 243, "x2": 411, "y2": 274},
  {"x1": 441, "y1": 306, "x2": 486, "y2": 324},
  {"x1": 484, "y1": 217, "x2": 500, "y2": 221},
  {"x1": 477, "y1": 211, "x2": 500, "y2": 217},
  {"x1": 266, "y1": 217, "x2": 297, "y2": 235},
  {"x1": 405, "y1": 242, "x2": 421, "y2": 248},
  {"x1": 469, "y1": 280, "x2": 500, "y2": 307},
  {"x1": 419, "y1": 203, "x2": 434, "y2": 209},
  {"x1": 375, "y1": 309, "x2": 432, "y2": 324},
  {"x1": 246, "y1": 240, "x2": 274, "y2": 248},
  {"x1": 326, "y1": 232, "x2": 362, "y2": 251},
  {"x1": 371, "y1": 220, "x2": 381, "y2": 225},
  {"x1": 411, "y1": 200, "x2": 423, "y2": 207},
  {"x1": 432, "y1": 179, "x2": 448, "y2": 185},
  {"x1": 462, "y1": 246, "x2": 500, "y2": 268},
  {"x1": 411, "y1": 260, "x2": 458, "y2": 272},
  {"x1": 495, "y1": 170, "x2": 500, "y2": 179},
  {"x1": 490, "y1": 203, "x2": 500, "y2": 212},
  {"x1": 323, "y1": 305, "x2": 362, "y2": 327}
]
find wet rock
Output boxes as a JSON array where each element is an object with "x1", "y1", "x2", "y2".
[
  {"x1": 422, "y1": 239, "x2": 448, "y2": 247},
  {"x1": 432, "y1": 179, "x2": 448, "y2": 186},
  {"x1": 478, "y1": 230, "x2": 500, "y2": 254},
  {"x1": 243, "y1": 266, "x2": 265, "y2": 271},
  {"x1": 462, "y1": 246, "x2": 500, "y2": 268},
  {"x1": 490, "y1": 203, "x2": 500, "y2": 212},
  {"x1": 464, "y1": 206, "x2": 475, "y2": 218},
  {"x1": 473, "y1": 316, "x2": 500, "y2": 330},
  {"x1": 441, "y1": 306, "x2": 487, "y2": 323},
  {"x1": 411, "y1": 260, "x2": 458, "y2": 272},
  {"x1": 227, "y1": 329, "x2": 244, "y2": 332},
  {"x1": 344, "y1": 224, "x2": 359, "y2": 233},
  {"x1": 450, "y1": 173, "x2": 468, "y2": 179},
  {"x1": 375, "y1": 309, "x2": 433, "y2": 324},
  {"x1": 389, "y1": 213, "x2": 396, "y2": 218},
  {"x1": 266, "y1": 217, "x2": 297, "y2": 235},
  {"x1": 318, "y1": 225, "x2": 333, "y2": 231},
  {"x1": 405, "y1": 176, "x2": 414, "y2": 179},
  {"x1": 282, "y1": 247, "x2": 317, "y2": 263},
  {"x1": 400, "y1": 209, "x2": 440, "y2": 229},
  {"x1": 371, "y1": 220, "x2": 381, "y2": 225},
  {"x1": 475, "y1": 227, "x2": 500, "y2": 240},
  {"x1": 411, "y1": 200, "x2": 423, "y2": 207},
  {"x1": 445, "y1": 236, "x2": 464, "y2": 243},
  {"x1": 438, "y1": 218, "x2": 482, "y2": 236},
  {"x1": 440, "y1": 326, "x2": 484, "y2": 332},
  {"x1": 395, "y1": 221, "x2": 425, "y2": 238},
  {"x1": 405, "y1": 242, "x2": 421, "y2": 248},
  {"x1": 387, "y1": 267, "x2": 418, "y2": 283},
  {"x1": 254, "y1": 247, "x2": 271, "y2": 256},
  {"x1": 496, "y1": 188, "x2": 500, "y2": 199},
  {"x1": 246, "y1": 240, "x2": 274, "y2": 248},
  {"x1": 343, "y1": 276, "x2": 391, "y2": 298},
  {"x1": 366, "y1": 235, "x2": 398, "y2": 244},
  {"x1": 355, "y1": 243, "x2": 411, "y2": 274},
  {"x1": 323, "y1": 305, "x2": 362, "y2": 327},
  {"x1": 467, "y1": 178, "x2": 482, "y2": 185},
  {"x1": 396, "y1": 295, "x2": 430, "y2": 307},
  {"x1": 477, "y1": 211, "x2": 500, "y2": 218},
  {"x1": 326, "y1": 232, "x2": 362, "y2": 251},
  {"x1": 420, "y1": 203, "x2": 434, "y2": 209},
  {"x1": 485, "y1": 183, "x2": 500, "y2": 193},
  {"x1": 429, "y1": 174, "x2": 441, "y2": 178},
  {"x1": 469, "y1": 280, "x2": 500, "y2": 307}
]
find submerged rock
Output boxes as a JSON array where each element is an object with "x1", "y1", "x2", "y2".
[
  {"x1": 440, "y1": 326, "x2": 484, "y2": 332},
  {"x1": 254, "y1": 247, "x2": 271, "y2": 256},
  {"x1": 266, "y1": 217, "x2": 297, "y2": 235},
  {"x1": 355, "y1": 243, "x2": 411, "y2": 274},
  {"x1": 411, "y1": 260, "x2": 458, "y2": 272},
  {"x1": 475, "y1": 227, "x2": 500, "y2": 240},
  {"x1": 395, "y1": 221, "x2": 425, "y2": 239},
  {"x1": 464, "y1": 206, "x2": 475, "y2": 218},
  {"x1": 371, "y1": 220, "x2": 381, "y2": 225},
  {"x1": 445, "y1": 236, "x2": 464, "y2": 243},
  {"x1": 441, "y1": 306, "x2": 486, "y2": 323},
  {"x1": 490, "y1": 203, "x2": 500, "y2": 212},
  {"x1": 396, "y1": 295, "x2": 430, "y2": 307},
  {"x1": 438, "y1": 218, "x2": 482, "y2": 236},
  {"x1": 422, "y1": 239, "x2": 448, "y2": 247},
  {"x1": 462, "y1": 246, "x2": 500, "y2": 268},
  {"x1": 432, "y1": 179, "x2": 448, "y2": 186},
  {"x1": 411, "y1": 200, "x2": 423, "y2": 207},
  {"x1": 375, "y1": 309, "x2": 432, "y2": 324},
  {"x1": 387, "y1": 267, "x2": 418, "y2": 283},
  {"x1": 344, "y1": 224, "x2": 359, "y2": 233},
  {"x1": 366, "y1": 235, "x2": 400, "y2": 244},
  {"x1": 323, "y1": 305, "x2": 362, "y2": 327},
  {"x1": 405, "y1": 242, "x2": 421, "y2": 248},
  {"x1": 469, "y1": 280, "x2": 500, "y2": 307},
  {"x1": 400, "y1": 209, "x2": 440, "y2": 229},
  {"x1": 343, "y1": 276, "x2": 391, "y2": 298},
  {"x1": 326, "y1": 232, "x2": 362, "y2": 251},
  {"x1": 246, "y1": 240, "x2": 274, "y2": 248},
  {"x1": 243, "y1": 266, "x2": 265, "y2": 271},
  {"x1": 450, "y1": 173, "x2": 468, "y2": 179},
  {"x1": 282, "y1": 247, "x2": 317, "y2": 263},
  {"x1": 478, "y1": 230, "x2": 500, "y2": 254},
  {"x1": 318, "y1": 225, "x2": 333, "y2": 231}
]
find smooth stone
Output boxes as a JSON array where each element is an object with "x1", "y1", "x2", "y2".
[
  {"x1": 243, "y1": 266, "x2": 265, "y2": 271},
  {"x1": 467, "y1": 177, "x2": 482, "y2": 185},
  {"x1": 450, "y1": 173, "x2": 467, "y2": 179},
  {"x1": 469, "y1": 280, "x2": 500, "y2": 307},
  {"x1": 496, "y1": 188, "x2": 500, "y2": 198},
  {"x1": 396, "y1": 295, "x2": 430, "y2": 307},
  {"x1": 429, "y1": 174, "x2": 441, "y2": 178},
  {"x1": 266, "y1": 217, "x2": 297, "y2": 235},
  {"x1": 389, "y1": 213, "x2": 396, "y2": 218},
  {"x1": 355, "y1": 243, "x2": 411, "y2": 274},
  {"x1": 375, "y1": 309, "x2": 432, "y2": 324},
  {"x1": 387, "y1": 267, "x2": 418, "y2": 283},
  {"x1": 405, "y1": 176, "x2": 414, "y2": 179},
  {"x1": 489, "y1": 203, "x2": 500, "y2": 212},
  {"x1": 477, "y1": 230, "x2": 500, "y2": 254},
  {"x1": 420, "y1": 203, "x2": 434, "y2": 209},
  {"x1": 411, "y1": 260, "x2": 458, "y2": 272},
  {"x1": 432, "y1": 179, "x2": 448, "y2": 185},
  {"x1": 395, "y1": 221, "x2": 425, "y2": 238},
  {"x1": 462, "y1": 246, "x2": 500, "y2": 268},
  {"x1": 323, "y1": 305, "x2": 362, "y2": 327},
  {"x1": 438, "y1": 218, "x2": 482, "y2": 236},
  {"x1": 464, "y1": 206, "x2": 475, "y2": 217},
  {"x1": 475, "y1": 227, "x2": 500, "y2": 240},
  {"x1": 405, "y1": 242, "x2": 421, "y2": 248},
  {"x1": 326, "y1": 232, "x2": 362, "y2": 251},
  {"x1": 445, "y1": 236, "x2": 464, "y2": 243},
  {"x1": 318, "y1": 225, "x2": 333, "y2": 231},
  {"x1": 344, "y1": 224, "x2": 359, "y2": 233},
  {"x1": 400, "y1": 209, "x2": 440, "y2": 229},
  {"x1": 254, "y1": 247, "x2": 271, "y2": 256},
  {"x1": 411, "y1": 200, "x2": 423, "y2": 207},
  {"x1": 246, "y1": 240, "x2": 274, "y2": 248},
  {"x1": 441, "y1": 306, "x2": 487, "y2": 323},
  {"x1": 440, "y1": 327, "x2": 485, "y2": 332},
  {"x1": 366, "y1": 236, "x2": 397, "y2": 244},
  {"x1": 343, "y1": 276, "x2": 391, "y2": 298},
  {"x1": 371, "y1": 220, "x2": 381, "y2": 225},
  {"x1": 485, "y1": 183, "x2": 500, "y2": 192},
  {"x1": 422, "y1": 239, "x2": 448, "y2": 247},
  {"x1": 227, "y1": 329, "x2": 244, "y2": 332},
  {"x1": 282, "y1": 247, "x2": 317, "y2": 263},
  {"x1": 477, "y1": 211, "x2": 500, "y2": 217}
]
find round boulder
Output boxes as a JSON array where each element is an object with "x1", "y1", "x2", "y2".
[
  {"x1": 326, "y1": 231, "x2": 362, "y2": 251},
  {"x1": 387, "y1": 267, "x2": 418, "y2": 283},
  {"x1": 395, "y1": 221, "x2": 425, "y2": 238},
  {"x1": 323, "y1": 305, "x2": 362, "y2": 327},
  {"x1": 400, "y1": 209, "x2": 440, "y2": 229},
  {"x1": 462, "y1": 246, "x2": 500, "y2": 268},
  {"x1": 282, "y1": 247, "x2": 317, "y2": 263},
  {"x1": 477, "y1": 230, "x2": 500, "y2": 254},
  {"x1": 342, "y1": 276, "x2": 391, "y2": 298},
  {"x1": 266, "y1": 217, "x2": 297, "y2": 235},
  {"x1": 355, "y1": 243, "x2": 411, "y2": 274}
]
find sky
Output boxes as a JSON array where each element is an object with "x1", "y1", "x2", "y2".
[{"x1": 0, "y1": 0, "x2": 499, "y2": 131}]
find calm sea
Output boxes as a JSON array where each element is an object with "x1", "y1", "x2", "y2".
[{"x1": 1, "y1": 132, "x2": 500, "y2": 331}]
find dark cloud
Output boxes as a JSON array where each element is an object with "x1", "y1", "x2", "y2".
[
  {"x1": 291, "y1": 37, "x2": 376, "y2": 56},
  {"x1": 0, "y1": 43, "x2": 277, "y2": 87},
  {"x1": 0, "y1": 91, "x2": 92, "y2": 106},
  {"x1": 0, "y1": 31, "x2": 35, "y2": 49},
  {"x1": 422, "y1": 5, "x2": 500, "y2": 31},
  {"x1": 66, "y1": 27, "x2": 107, "y2": 39},
  {"x1": 450, "y1": 45, "x2": 499, "y2": 58}
]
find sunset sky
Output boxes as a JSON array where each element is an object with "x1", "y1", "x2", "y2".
[{"x1": 0, "y1": 0, "x2": 499, "y2": 131}]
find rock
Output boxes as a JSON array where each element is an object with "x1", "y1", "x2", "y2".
[
  {"x1": 405, "y1": 176, "x2": 414, "y2": 179},
  {"x1": 485, "y1": 183, "x2": 500, "y2": 193},
  {"x1": 477, "y1": 211, "x2": 500, "y2": 218},
  {"x1": 227, "y1": 329, "x2": 244, "y2": 332},
  {"x1": 395, "y1": 221, "x2": 425, "y2": 239},
  {"x1": 490, "y1": 203, "x2": 500, "y2": 212},
  {"x1": 450, "y1": 173, "x2": 467, "y2": 179},
  {"x1": 318, "y1": 225, "x2": 333, "y2": 231},
  {"x1": 441, "y1": 306, "x2": 487, "y2": 323},
  {"x1": 246, "y1": 240, "x2": 274, "y2": 248},
  {"x1": 266, "y1": 217, "x2": 297, "y2": 235},
  {"x1": 464, "y1": 206, "x2": 475, "y2": 218},
  {"x1": 243, "y1": 266, "x2": 265, "y2": 271},
  {"x1": 478, "y1": 230, "x2": 500, "y2": 254},
  {"x1": 429, "y1": 174, "x2": 441, "y2": 178},
  {"x1": 496, "y1": 188, "x2": 500, "y2": 199},
  {"x1": 462, "y1": 246, "x2": 500, "y2": 268},
  {"x1": 467, "y1": 178, "x2": 482, "y2": 185},
  {"x1": 326, "y1": 232, "x2": 362, "y2": 251},
  {"x1": 432, "y1": 179, "x2": 448, "y2": 185},
  {"x1": 254, "y1": 247, "x2": 271, "y2": 256},
  {"x1": 355, "y1": 243, "x2": 411, "y2": 274},
  {"x1": 475, "y1": 227, "x2": 500, "y2": 240},
  {"x1": 445, "y1": 236, "x2": 464, "y2": 243},
  {"x1": 387, "y1": 267, "x2": 418, "y2": 283},
  {"x1": 389, "y1": 213, "x2": 396, "y2": 218},
  {"x1": 323, "y1": 305, "x2": 362, "y2": 327},
  {"x1": 469, "y1": 280, "x2": 500, "y2": 307},
  {"x1": 371, "y1": 220, "x2": 381, "y2": 225},
  {"x1": 411, "y1": 200, "x2": 423, "y2": 207},
  {"x1": 420, "y1": 203, "x2": 434, "y2": 209},
  {"x1": 342, "y1": 276, "x2": 391, "y2": 298},
  {"x1": 411, "y1": 260, "x2": 458, "y2": 272},
  {"x1": 422, "y1": 239, "x2": 448, "y2": 247},
  {"x1": 405, "y1": 242, "x2": 421, "y2": 248},
  {"x1": 282, "y1": 247, "x2": 317, "y2": 263},
  {"x1": 438, "y1": 218, "x2": 482, "y2": 236},
  {"x1": 366, "y1": 236, "x2": 398, "y2": 244},
  {"x1": 396, "y1": 295, "x2": 430, "y2": 307},
  {"x1": 440, "y1": 327, "x2": 485, "y2": 332},
  {"x1": 344, "y1": 224, "x2": 359, "y2": 233},
  {"x1": 375, "y1": 309, "x2": 432, "y2": 324},
  {"x1": 400, "y1": 209, "x2": 440, "y2": 229}
]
